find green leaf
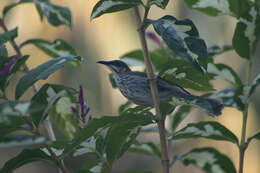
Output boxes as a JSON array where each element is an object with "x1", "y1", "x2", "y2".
[
  {"x1": 0, "y1": 27, "x2": 17, "y2": 45},
  {"x1": 183, "y1": 0, "x2": 239, "y2": 16},
  {"x1": 0, "y1": 45, "x2": 8, "y2": 58},
  {"x1": 170, "y1": 121, "x2": 239, "y2": 144},
  {"x1": 159, "y1": 101, "x2": 175, "y2": 117},
  {"x1": 247, "y1": 132, "x2": 260, "y2": 145},
  {"x1": 0, "y1": 55, "x2": 29, "y2": 91},
  {"x1": 0, "y1": 148, "x2": 52, "y2": 173},
  {"x1": 207, "y1": 63, "x2": 242, "y2": 86},
  {"x1": 148, "y1": 0, "x2": 169, "y2": 9},
  {"x1": 181, "y1": 147, "x2": 236, "y2": 173},
  {"x1": 3, "y1": 0, "x2": 72, "y2": 28},
  {"x1": 0, "y1": 135, "x2": 47, "y2": 148},
  {"x1": 20, "y1": 39, "x2": 81, "y2": 67},
  {"x1": 206, "y1": 87, "x2": 245, "y2": 111},
  {"x1": 127, "y1": 171, "x2": 155, "y2": 173},
  {"x1": 118, "y1": 100, "x2": 132, "y2": 113},
  {"x1": 15, "y1": 56, "x2": 80, "y2": 99},
  {"x1": 129, "y1": 141, "x2": 161, "y2": 158},
  {"x1": 63, "y1": 116, "x2": 118, "y2": 156},
  {"x1": 148, "y1": 15, "x2": 209, "y2": 72},
  {"x1": 120, "y1": 49, "x2": 169, "y2": 72},
  {"x1": 249, "y1": 73, "x2": 260, "y2": 97},
  {"x1": 29, "y1": 83, "x2": 77, "y2": 127},
  {"x1": 171, "y1": 105, "x2": 192, "y2": 132},
  {"x1": 105, "y1": 106, "x2": 154, "y2": 165},
  {"x1": 76, "y1": 160, "x2": 105, "y2": 173},
  {"x1": 49, "y1": 97, "x2": 78, "y2": 139},
  {"x1": 0, "y1": 101, "x2": 32, "y2": 116},
  {"x1": 91, "y1": 0, "x2": 143, "y2": 20},
  {"x1": 232, "y1": 4, "x2": 259, "y2": 59},
  {"x1": 159, "y1": 59, "x2": 213, "y2": 91},
  {"x1": 207, "y1": 45, "x2": 233, "y2": 58}
]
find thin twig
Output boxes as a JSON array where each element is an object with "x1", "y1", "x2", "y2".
[
  {"x1": 238, "y1": 59, "x2": 252, "y2": 173},
  {"x1": 133, "y1": 6, "x2": 170, "y2": 173},
  {"x1": 0, "y1": 18, "x2": 68, "y2": 173},
  {"x1": 45, "y1": 144, "x2": 68, "y2": 173}
]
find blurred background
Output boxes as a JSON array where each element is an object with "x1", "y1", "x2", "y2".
[{"x1": 0, "y1": 0, "x2": 260, "y2": 172}]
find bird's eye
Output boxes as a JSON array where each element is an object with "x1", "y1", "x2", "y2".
[{"x1": 120, "y1": 68, "x2": 127, "y2": 74}]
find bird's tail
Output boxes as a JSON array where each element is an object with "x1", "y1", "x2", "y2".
[{"x1": 186, "y1": 95, "x2": 224, "y2": 116}]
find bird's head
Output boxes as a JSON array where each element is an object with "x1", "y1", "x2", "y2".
[{"x1": 97, "y1": 60, "x2": 131, "y2": 74}]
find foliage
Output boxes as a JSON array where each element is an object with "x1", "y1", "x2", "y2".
[{"x1": 0, "y1": 0, "x2": 260, "y2": 173}]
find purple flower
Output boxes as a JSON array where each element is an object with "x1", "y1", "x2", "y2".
[
  {"x1": 71, "y1": 85, "x2": 90, "y2": 122},
  {"x1": 146, "y1": 31, "x2": 163, "y2": 48},
  {"x1": 0, "y1": 56, "x2": 19, "y2": 76}
]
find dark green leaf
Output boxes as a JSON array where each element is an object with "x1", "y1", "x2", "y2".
[
  {"x1": 247, "y1": 132, "x2": 260, "y2": 145},
  {"x1": 129, "y1": 141, "x2": 161, "y2": 158},
  {"x1": 170, "y1": 121, "x2": 239, "y2": 144},
  {"x1": 127, "y1": 171, "x2": 155, "y2": 173},
  {"x1": 15, "y1": 56, "x2": 80, "y2": 99},
  {"x1": 181, "y1": 147, "x2": 236, "y2": 173},
  {"x1": 105, "y1": 106, "x2": 154, "y2": 165},
  {"x1": 148, "y1": 15, "x2": 208, "y2": 72},
  {"x1": 3, "y1": 0, "x2": 72, "y2": 28},
  {"x1": 20, "y1": 39, "x2": 81, "y2": 67},
  {"x1": 0, "y1": 55, "x2": 29, "y2": 91},
  {"x1": 29, "y1": 83, "x2": 77, "y2": 127},
  {"x1": 118, "y1": 100, "x2": 132, "y2": 113},
  {"x1": 0, "y1": 101, "x2": 32, "y2": 116},
  {"x1": 0, "y1": 135, "x2": 47, "y2": 148},
  {"x1": 171, "y1": 105, "x2": 192, "y2": 132},
  {"x1": 0, "y1": 148, "x2": 52, "y2": 173},
  {"x1": 207, "y1": 45, "x2": 233, "y2": 58},
  {"x1": 207, "y1": 63, "x2": 242, "y2": 86},
  {"x1": 232, "y1": 4, "x2": 259, "y2": 59},
  {"x1": 63, "y1": 116, "x2": 118, "y2": 156},
  {"x1": 205, "y1": 87, "x2": 245, "y2": 111},
  {"x1": 91, "y1": 0, "x2": 143, "y2": 20},
  {"x1": 148, "y1": 0, "x2": 169, "y2": 9},
  {"x1": 159, "y1": 59, "x2": 214, "y2": 91},
  {"x1": 159, "y1": 101, "x2": 175, "y2": 117},
  {"x1": 0, "y1": 27, "x2": 17, "y2": 45},
  {"x1": 76, "y1": 160, "x2": 104, "y2": 173},
  {"x1": 0, "y1": 45, "x2": 8, "y2": 58}
]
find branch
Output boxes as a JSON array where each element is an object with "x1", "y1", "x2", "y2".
[{"x1": 133, "y1": 6, "x2": 170, "y2": 173}]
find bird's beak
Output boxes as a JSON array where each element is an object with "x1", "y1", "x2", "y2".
[{"x1": 97, "y1": 60, "x2": 110, "y2": 66}]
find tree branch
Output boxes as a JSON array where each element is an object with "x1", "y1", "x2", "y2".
[{"x1": 133, "y1": 6, "x2": 169, "y2": 173}]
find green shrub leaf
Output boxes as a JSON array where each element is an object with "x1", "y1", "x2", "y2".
[
  {"x1": 0, "y1": 135, "x2": 47, "y2": 148},
  {"x1": 4, "y1": 0, "x2": 72, "y2": 28},
  {"x1": 29, "y1": 83, "x2": 77, "y2": 127},
  {"x1": 170, "y1": 121, "x2": 239, "y2": 144},
  {"x1": 0, "y1": 148, "x2": 53, "y2": 173},
  {"x1": 129, "y1": 141, "x2": 161, "y2": 158},
  {"x1": 20, "y1": 39, "x2": 81, "y2": 67},
  {"x1": 148, "y1": 0, "x2": 169, "y2": 9},
  {"x1": 15, "y1": 56, "x2": 80, "y2": 99},
  {"x1": 207, "y1": 63, "x2": 242, "y2": 86},
  {"x1": 148, "y1": 15, "x2": 209, "y2": 72},
  {"x1": 91, "y1": 0, "x2": 143, "y2": 20},
  {"x1": 181, "y1": 147, "x2": 236, "y2": 173},
  {"x1": 0, "y1": 27, "x2": 17, "y2": 45},
  {"x1": 171, "y1": 105, "x2": 192, "y2": 132}
]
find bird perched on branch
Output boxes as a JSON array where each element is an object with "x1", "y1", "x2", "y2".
[{"x1": 97, "y1": 60, "x2": 223, "y2": 116}]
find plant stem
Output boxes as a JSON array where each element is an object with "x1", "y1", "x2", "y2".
[
  {"x1": 238, "y1": 59, "x2": 252, "y2": 173},
  {"x1": 133, "y1": 6, "x2": 169, "y2": 173},
  {"x1": 0, "y1": 18, "x2": 68, "y2": 173}
]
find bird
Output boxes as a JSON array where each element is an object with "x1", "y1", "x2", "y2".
[{"x1": 97, "y1": 60, "x2": 224, "y2": 116}]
